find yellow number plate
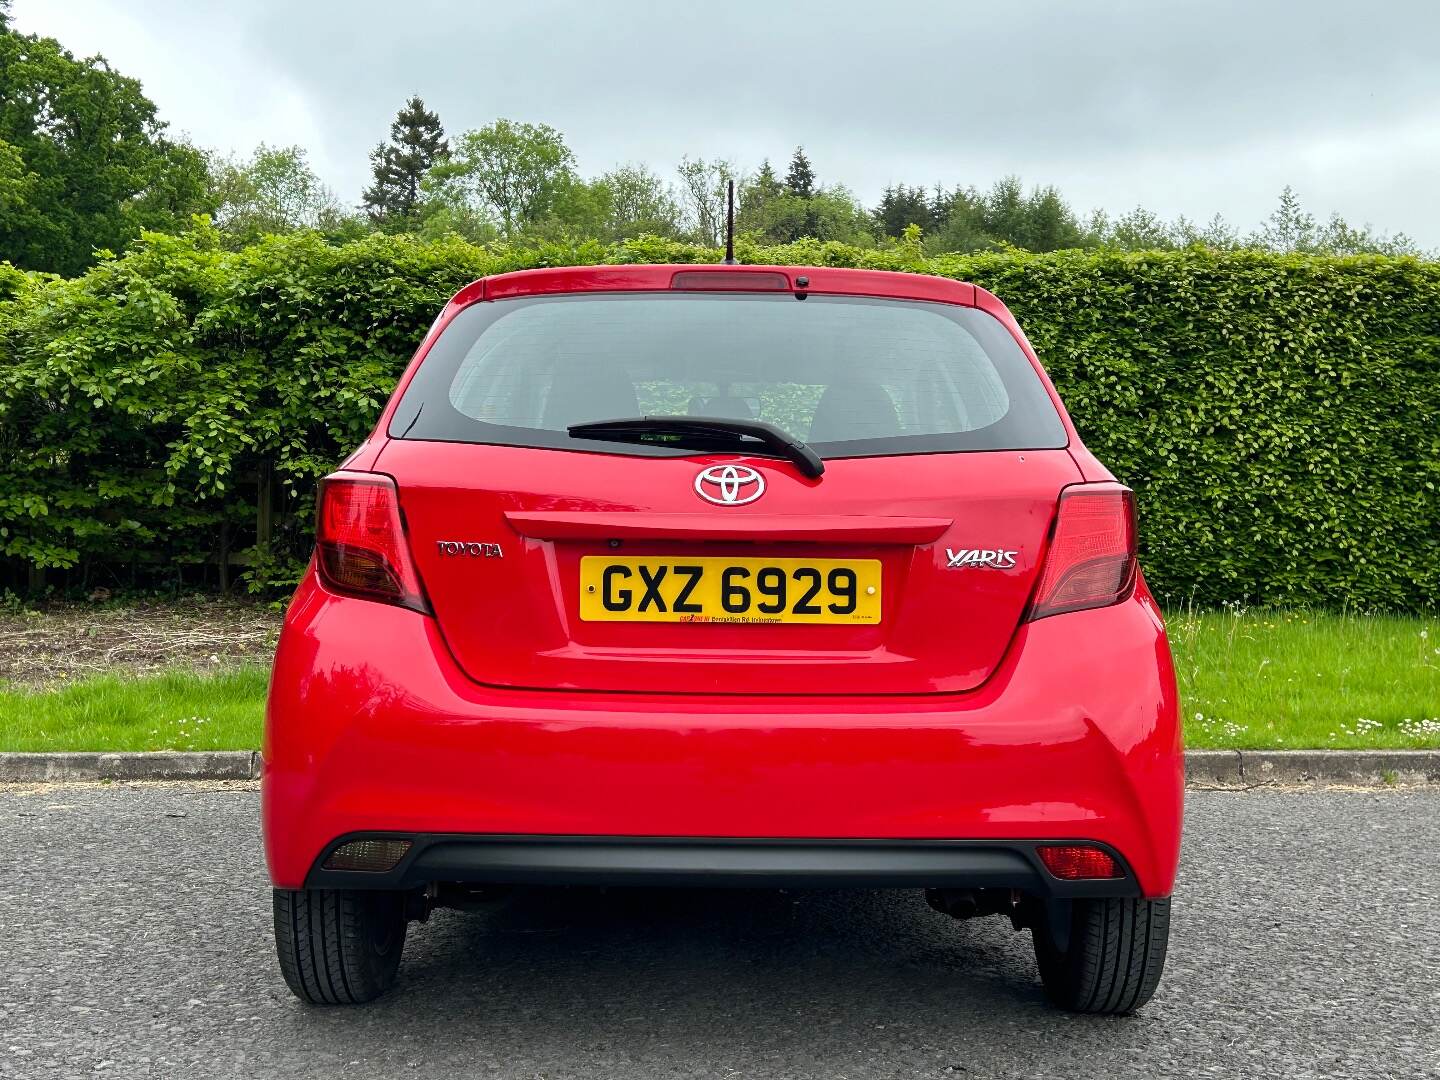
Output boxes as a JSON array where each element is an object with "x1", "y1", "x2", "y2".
[{"x1": 579, "y1": 557, "x2": 882, "y2": 624}]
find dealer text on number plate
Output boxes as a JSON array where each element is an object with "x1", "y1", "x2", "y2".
[{"x1": 579, "y1": 556, "x2": 882, "y2": 624}]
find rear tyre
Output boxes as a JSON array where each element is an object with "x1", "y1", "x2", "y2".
[
  {"x1": 1032, "y1": 896, "x2": 1171, "y2": 1014},
  {"x1": 273, "y1": 888, "x2": 407, "y2": 1005}
]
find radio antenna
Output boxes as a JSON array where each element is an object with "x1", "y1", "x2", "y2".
[{"x1": 722, "y1": 179, "x2": 737, "y2": 264}]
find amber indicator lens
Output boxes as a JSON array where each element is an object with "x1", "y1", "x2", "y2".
[{"x1": 322, "y1": 838, "x2": 412, "y2": 872}]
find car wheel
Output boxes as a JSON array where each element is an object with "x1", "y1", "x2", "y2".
[
  {"x1": 1031, "y1": 896, "x2": 1171, "y2": 1014},
  {"x1": 273, "y1": 888, "x2": 407, "y2": 1005}
]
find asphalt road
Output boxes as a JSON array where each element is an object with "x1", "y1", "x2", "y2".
[{"x1": 1, "y1": 785, "x2": 1437, "y2": 1080}]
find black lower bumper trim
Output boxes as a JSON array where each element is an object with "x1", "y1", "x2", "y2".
[{"x1": 304, "y1": 834, "x2": 1140, "y2": 898}]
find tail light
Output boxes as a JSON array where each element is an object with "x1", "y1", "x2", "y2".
[
  {"x1": 314, "y1": 471, "x2": 429, "y2": 613},
  {"x1": 1026, "y1": 484, "x2": 1137, "y2": 621},
  {"x1": 1036, "y1": 844, "x2": 1123, "y2": 880}
]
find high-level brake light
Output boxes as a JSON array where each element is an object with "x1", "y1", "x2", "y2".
[{"x1": 670, "y1": 270, "x2": 791, "y2": 291}]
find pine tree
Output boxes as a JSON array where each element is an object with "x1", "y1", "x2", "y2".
[
  {"x1": 750, "y1": 159, "x2": 784, "y2": 203},
  {"x1": 784, "y1": 146, "x2": 816, "y2": 199},
  {"x1": 873, "y1": 184, "x2": 931, "y2": 238},
  {"x1": 362, "y1": 96, "x2": 448, "y2": 227}
]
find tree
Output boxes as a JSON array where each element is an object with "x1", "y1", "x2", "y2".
[
  {"x1": 412, "y1": 200, "x2": 499, "y2": 245},
  {"x1": 210, "y1": 144, "x2": 344, "y2": 246},
  {"x1": 362, "y1": 96, "x2": 447, "y2": 229},
  {"x1": 0, "y1": 17, "x2": 212, "y2": 275},
  {"x1": 428, "y1": 119, "x2": 576, "y2": 237},
  {"x1": 920, "y1": 177, "x2": 1085, "y2": 252},
  {"x1": 0, "y1": 138, "x2": 32, "y2": 219},
  {"x1": 795, "y1": 186, "x2": 873, "y2": 244},
  {"x1": 1076, "y1": 191, "x2": 1423, "y2": 256},
  {"x1": 1312, "y1": 213, "x2": 1418, "y2": 257},
  {"x1": 675, "y1": 156, "x2": 736, "y2": 246},
  {"x1": 1097, "y1": 206, "x2": 1174, "y2": 250},
  {"x1": 735, "y1": 159, "x2": 785, "y2": 239},
  {"x1": 1015, "y1": 185, "x2": 1085, "y2": 250},
  {"x1": 1186, "y1": 214, "x2": 1241, "y2": 250},
  {"x1": 533, "y1": 175, "x2": 612, "y2": 240},
  {"x1": 1252, "y1": 186, "x2": 1316, "y2": 253},
  {"x1": 979, "y1": 176, "x2": 1027, "y2": 246},
  {"x1": 873, "y1": 184, "x2": 933, "y2": 238},
  {"x1": 785, "y1": 146, "x2": 816, "y2": 199},
  {"x1": 1244, "y1": 187, "x2": 1422, "y2": 256},
  {"x1": 595, "y1": 164, "x2": 680, "y2": 239},
  {"x1": 929, "y1": 186, "x2": 992, "y2": 252}
]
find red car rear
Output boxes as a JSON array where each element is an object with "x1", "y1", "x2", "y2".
[{"x1": 263, "y1": 264, "x2": 1182, "y2": 1014}]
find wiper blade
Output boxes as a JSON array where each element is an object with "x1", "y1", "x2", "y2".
[{"x1": 567, "y1": 415, "x2": 825, "y2": 479}]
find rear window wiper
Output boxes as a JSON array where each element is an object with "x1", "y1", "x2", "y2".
[{"x1": 567, "y1": 415, "x2": 825, "y2": 478}]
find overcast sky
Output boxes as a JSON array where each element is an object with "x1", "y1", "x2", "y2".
[{"x1": 13, "y1": 0, "x2": 1440, "y2": 246}]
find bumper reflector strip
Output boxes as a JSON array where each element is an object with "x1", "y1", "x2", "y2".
[
  {"x1": 323, "y1": 838, "x2": 412, "y2": 873},
  {"x1": 1036, "y1": 845, "x2": 1123, "y2": 880}
]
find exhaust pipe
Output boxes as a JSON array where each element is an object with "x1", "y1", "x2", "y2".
[{"x1": 925, "y1": 887, "x2": 1014, "y2": 921}]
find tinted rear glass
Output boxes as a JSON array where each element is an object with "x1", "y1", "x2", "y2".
[{"x1": 390, "y1": 292, "x2": 1067, "y2": 456}]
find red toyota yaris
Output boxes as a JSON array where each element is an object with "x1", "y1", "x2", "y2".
[{"x1": 263, "y1": 264, "x2": 1182, "y2": 1014}]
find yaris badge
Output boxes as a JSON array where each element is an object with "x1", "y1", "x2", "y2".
[
  {"x1": 694, "y1": 464, "x2": 765, "y2": 506},
  {"x1": 946, "y1": 548, "x2": 1018, "y2": 569}
]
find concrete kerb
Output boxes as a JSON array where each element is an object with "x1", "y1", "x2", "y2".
[
  {"x1": 1185, "y1": 749, "x2": 1439, "y2": 787},
  {"x1": 0, "y1": 751, "x2": 260, "y2": 783},
  {"x1": 1, "y1": 749, "x2": 1436, "y2": 786}
]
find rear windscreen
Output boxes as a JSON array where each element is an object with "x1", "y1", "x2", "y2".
[{"x1": 389, "y1": 292, "x2": 1068, "y2": 457}]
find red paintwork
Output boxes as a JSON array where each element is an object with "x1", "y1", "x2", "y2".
[
  {"x1": 381, "y1": 441, "x2": 1077, "y2": 696},
  {"x1": 263, "y1": 263, "x2": 1182, "y2": 897},
  {"x1": 504, "y1": 511, "x2": 954, "y2": 544}
]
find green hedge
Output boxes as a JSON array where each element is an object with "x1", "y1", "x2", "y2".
[{"x1": 1, "y1": 223, "x2": 1436, "y2": 609}]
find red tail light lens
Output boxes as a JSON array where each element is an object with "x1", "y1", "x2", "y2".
[
  {"x1": 1036, "y1": 845, "x2": 1123, "y2": 880},
  {"x1": 315, "y1": 472, "x2": 429, "y2": 613},
  {"x1": 1026, "y1": 484, "x2": 1137, "y2": 622}
]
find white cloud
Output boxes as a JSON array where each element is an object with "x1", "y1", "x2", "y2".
[{"x1": 11, "y1": 0, "x2": 1440, "y2": 246}]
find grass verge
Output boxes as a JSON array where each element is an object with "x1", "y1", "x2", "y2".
[
  {"x1": 1168, "y1": 609, "x2": 1438, "y2": 749},
  {"x1": 0, "y1": 611, "x2": 1435, "y2": 752},
  {"x1": 0, "y1": 666, "x2": 269, "y2": 752}
]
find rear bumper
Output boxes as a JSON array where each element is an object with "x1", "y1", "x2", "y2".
[
  {"x1": 263, "y1": 575, "x2": 1182, "y2": 896},
  {"x1": 306, "y1": 834, "x2": 1140, "y2": 897}
]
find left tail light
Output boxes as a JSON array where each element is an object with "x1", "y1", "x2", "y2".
[{"x1": 314, "y1": 471, "x2": 429, "y2": 613}]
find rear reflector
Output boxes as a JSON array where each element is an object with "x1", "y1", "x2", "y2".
[
  {"x1": 315, "y1": 471, "x2": 429, "y2": 613},
  {"x1": 323, "y1": 838, "x2": 412, "y2": 873},
  {"x1": 1026, "y1": 484, "x2": 1137, "y2": 621},
  {"x1": 1036, "y1": 845, "x2": 1123, "y2": 880},
  {"x1": 670, "y1": 270, "x2": 790, "y2": 291}
]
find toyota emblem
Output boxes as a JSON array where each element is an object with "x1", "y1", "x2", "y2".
[{"x1": 694, "y1": 464, "x2": 765, "y2": 506}]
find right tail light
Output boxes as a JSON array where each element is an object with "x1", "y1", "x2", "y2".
[{"x1": 1026, "y1": 484, "x2": 1137, "y2": 621}]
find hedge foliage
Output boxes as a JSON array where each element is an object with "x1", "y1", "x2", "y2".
[{"x1": 0, "y1": 222, "x2": 1436, "y2": 609}]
